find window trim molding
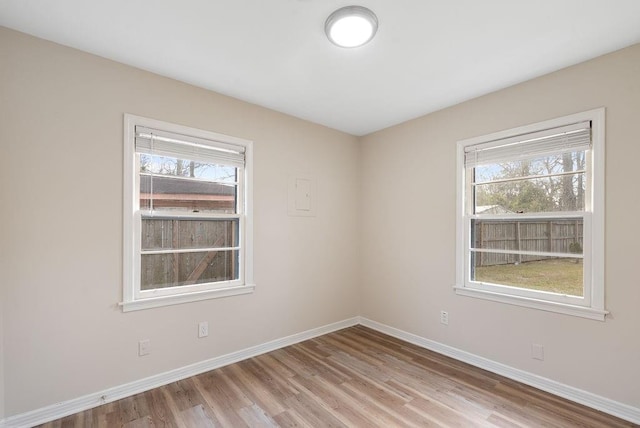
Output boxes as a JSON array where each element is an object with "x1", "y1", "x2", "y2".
[
  {"x1": 455, "y1": 108, "x2": 606, "y2": 321},
  {"x1": 121, "y1": 114, "x2": 254, "y2": 312}
]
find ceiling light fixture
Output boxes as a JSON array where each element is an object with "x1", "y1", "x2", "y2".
[{"x1": 325, "y1": 6, "x2": 378, "y2": 48}]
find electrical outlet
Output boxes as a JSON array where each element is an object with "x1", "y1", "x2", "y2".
[
  {"x1": 198, "y1": 321, "x2": 209, "y2": 338},
  {"x1": 138, "y1": 339, "x2": 150, "y2": 356},
  {"x1": 440, "y1": 310, "x2": 449, "y2": 325},
  {"x1": 531, "y1": 343, "x2": 544, "y2": 360}
]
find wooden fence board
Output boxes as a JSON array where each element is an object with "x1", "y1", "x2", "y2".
[
  {"x1": 140, "y1": 219, "x2": 238, "y2": 289},
  {"x1": 474, "y1": 220, "x2": 583, "y2": 266}
]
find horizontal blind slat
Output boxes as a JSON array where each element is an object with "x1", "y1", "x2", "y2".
[
  {"x1": 465, "y1": 122, "x2": 591, "y2": 168},
  {"x1": 135, "y1": 125, "x2": 245, "y2": 168}
]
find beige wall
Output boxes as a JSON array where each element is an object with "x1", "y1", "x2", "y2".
[
  {"x1": 360, "y1": 43, "x2": 640, "y2": 408},
  {"x1": 0, "y1": 27, "x2": 360, "y2": 417}
]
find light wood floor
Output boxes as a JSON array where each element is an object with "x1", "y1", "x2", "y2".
[{"x1": 38, "y1": 325, "x2": 635, "y2": 427}]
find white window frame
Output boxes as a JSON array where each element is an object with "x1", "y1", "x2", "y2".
[
  {"x1": 121, "y1": 114, "x2": 254, "y2": 312},
  {"x1": 455, "y1": 108, "x2": 607, "y2": 321}
]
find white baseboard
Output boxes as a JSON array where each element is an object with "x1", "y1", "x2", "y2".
[
  {"x1": 0, "y1": 317, "x2": 359, "y2": 428},
  {"x1": 3, "y1": 316, "x2": 638, "y2": 427},
  {"x1": 358, "y1": 317, "x2": 640, "y2": 425}
]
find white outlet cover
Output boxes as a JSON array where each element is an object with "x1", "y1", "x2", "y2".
[
  {"x1": 440, "y1": 311, "x2": 449, "y2": 325},
  {"x1": 532, "y1": 344, "x2": 544, "y2": 360},
  {"x1": 198, "y1": 321, "x2": 209, "y2": 338}
]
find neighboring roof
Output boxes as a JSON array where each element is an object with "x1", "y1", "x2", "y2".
[{"x1": 140, "y1": 175, "x2": 235, "y2": 196}]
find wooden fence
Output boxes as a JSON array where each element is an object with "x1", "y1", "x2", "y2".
[
  {"x1": 473, "y1": 219, "x2": 583, "y2": 267},
  {"x1": 140, "y1": 218, "x2": 238, "y2": 289}
]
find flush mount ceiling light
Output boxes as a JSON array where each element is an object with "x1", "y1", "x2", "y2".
[{"x1": 325, "y1": 6, "x2": 378, "y2": 48}]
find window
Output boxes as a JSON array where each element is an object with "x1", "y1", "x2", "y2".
[
  {"x1": 455, "y1": 109, "x2": 606, "y2": 320},
  {"x1": 122, "y1": 114, "x2": 254, "y2": 311}
]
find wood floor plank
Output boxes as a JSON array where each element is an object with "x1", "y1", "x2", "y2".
[
  {"x1": 271, "y1": 409, "x2": 314, "y2": 428},
  {"x1": 224, "y1": 362, "x2": 287, "y2": 416},
  {"x1": 190, "y1": 375, "x2": 249, "y2": 427},
  {"x1": 122, "y1": 415, "x2": 154, "y2": 428},
  {"x1": 486, "y1": 412, "x2": 528, "y2": 428},
  {"x1": 237, "y1": 403, "x2": 279, "y2": 427},
  {"x1": 288, "y1": 373, "x2": 382, "y2": 427},
  {"x1": 284, "y1": 389, "x2": 347, "y2": 428},
  {"x1": 253, "y1": 353, "x2": 297, "y2": 380},
  {"x1": 36, "y1": 326, "x2": 637, "y2": 427},
  {"x1": 339, "y1": 381, "x2": 424, "y2": 427},
  {"x1": 144, "y1": 388, "x2": 180, "y2": 428},
  {"x1": 285, "y1": 343, "x2": 351, "y2": 386},
  {"x1": 178, "y1": 404, "x2": 216, "y2": 427},
  {"x1": 405, "y1": 396, "x2": 493, "y2": 428},
  {"x1": 118, "y1": 395, "x2": 147, "y2": 425},
  {"x1": 240, "y1": 357, "x2": 298, "y2": 404}
]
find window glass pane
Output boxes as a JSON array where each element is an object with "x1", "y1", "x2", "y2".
[
  {"x1": 471, "y1": 219, "x2": 583, "y2": 255},
  {"x1": 141, "y1": 249, "x2": 239, "y2": 290},
  {"x1": 139, "y1": 154, "x2": 237, "y2": 213},
  {"x1": 471, "y1": 255, "x2": 583, "y2": 297},
  {"x1": 474, "y1": 151, "x2": 586, "y2": 213},
  {"x1": 470, "y1": 218, "x2": 584, "y2": 297},
  {"x1": 475, "y1": 173, "x2": 585, "y2": 213},
  {"x1": 140, "y1": 154, "x2": 237, "y2": 182},
  {"x1": 139, "y1": 175, "x2": 237, "y2": 213},
  {"x1": 474, "y1": 151, "x2": 586, "y2": 183},
  {"x1": 141, "y1": 219, "x2": 238, "y2": 251}
]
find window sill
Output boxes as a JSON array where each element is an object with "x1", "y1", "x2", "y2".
[
  {"x1": 120, "y1": 284, "x2": 256, "y2": 312},
  {"x1": 453, "y1": 286, "x2": 608, "y2": 321}
]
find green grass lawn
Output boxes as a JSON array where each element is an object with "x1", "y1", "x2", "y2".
[{"x1": 474, "y1": 258, "x2": 583, "y2": 296}]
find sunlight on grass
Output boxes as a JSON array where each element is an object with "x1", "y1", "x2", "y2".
[{"x1": 474, "y1": 259, "x2": 582, "y2": 296}]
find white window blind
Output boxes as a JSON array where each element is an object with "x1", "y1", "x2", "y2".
[
  {"x1": 135, "y1": 125, "x2": 246, "y2": 168},
  {"x1": 464, "y1": 121, "x2": 591, "y2": 168}
]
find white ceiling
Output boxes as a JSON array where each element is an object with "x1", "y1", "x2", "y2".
[{"x1": 2, "y1": 1, "x2": 640, "y2": 136}]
